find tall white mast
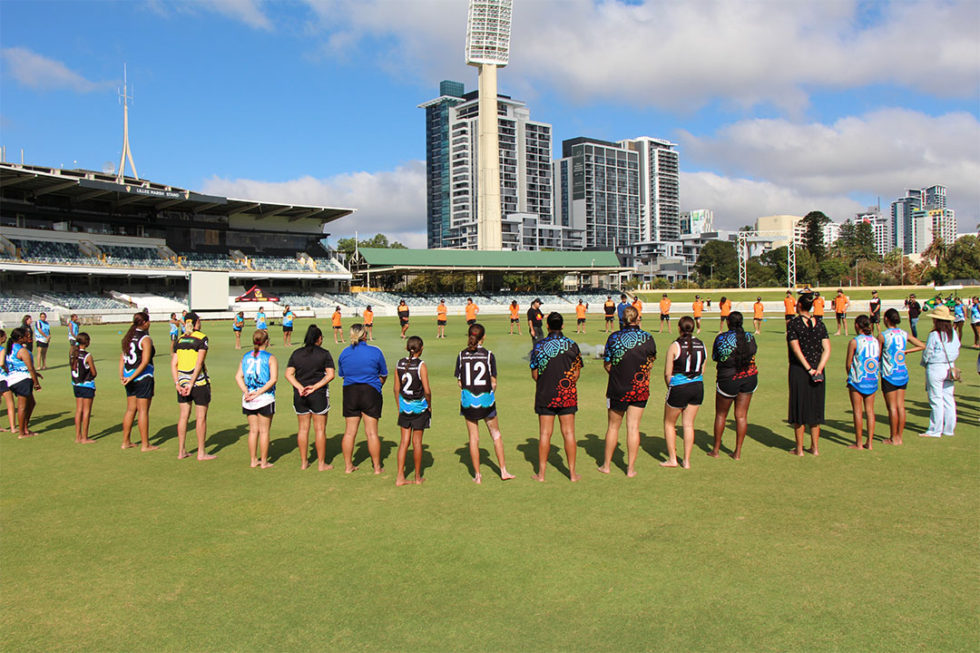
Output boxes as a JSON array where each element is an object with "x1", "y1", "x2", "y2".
[{"x1": 116, "y1": 64, "x2": 139, "y2": 183}]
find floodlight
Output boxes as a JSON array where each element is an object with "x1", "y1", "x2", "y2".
[{"x1": 465, "y1": 0, "x2": 513, "y2": 66}]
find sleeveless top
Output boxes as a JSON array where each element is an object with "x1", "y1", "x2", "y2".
[
  {"x1": 971, "y1": 303, "x2": 980, "y2": 323},
  {"x1": 5, "y1": 343, "x2": 31, "y2": 385},
  {"x1": 396, "y1": 357, "x2": 428, "y2": 414},
  {"x1": 847, "y1": 334, "x2": 880, "y2": 394},
  {"x1": 255, "y1": 312, "x2": 267, "y2": 330},
  {"x1": 880, "y1": 328, "x2": 909, "y2": 386},
  {"x1": 241, "y1": 350, "x2": 275, "y2": 409},
  {"x1": 170, "y1": 321, "x2": 180, "y2": 339},
  {"x1": 68, "y1": 320, "x2": 80, "y2": 342},
  {"x1": 455, "y1": 347, "x2": 496, "y2": 409},
  {"x1": 122, "y1": 330, "x2": 155, "y2": 381},
  {"x1": 233, "y1": 315, "x2": 244, "y2": 331},
  {"x1": 283, "y1": 311, "x2": 294, "y2": 328},
  {"x1": 71, "y1": 349, "x2": 96, "y2": 388},
  {"x1": 669, "y1": 337, "x2": 706, "y2": 386}
]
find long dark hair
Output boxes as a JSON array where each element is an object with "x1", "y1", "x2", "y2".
[
  {"x1": 726, "y1": 311, "x2": 753, "y2": 371},
  {"x1": 677, "y1": 316, "x2": 695, "y2": 359},
  {"x1": 71, "y1": 332, "x2": 91, "y2": 374},
  {"x1": 884, "y1": 308, "x2": 901, "y2": 327},
  {"x1": 303, "y1": 324, "x2": 323, "y2": 349},
  {"x1": 466, "y1": 323, "x2": 485, "y2": 351},
  {"x1": 855, "y1": 315, "x2": 872, "y2": 336},
  {"x1": 3, "y1": 327, "x2": 27, "y2": 373},
  {"x1": 932, "y1": 319, "x2": 953, "y2": 342},
  {"x1": 122, "y1": 312, "x2": 149, "y2": 353}
]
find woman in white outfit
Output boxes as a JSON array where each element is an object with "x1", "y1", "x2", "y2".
[{"x1": 919, "y1": 305, "x2": 960, "y2": 437}]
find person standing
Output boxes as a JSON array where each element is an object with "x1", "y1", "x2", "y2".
[
  {"x1": 919, "y1": 306, "x2": 960, "y2": 438},
  {"x1": 603, "y1": 296, "x2": 616, "y2": 333},
  {"x1": 616, "y1": 294, "x2": 631, "y2": 330},
  {"x1": 282, "y1": 305, "x2": 295, "y2": 346},
  {"x1": 787, "y1": 295, "x2": 831, "y2": 456},
  {"x1": 393, "y1": 336, "x2": 431, "y2": 486},
  {"x1": 456, "y1": 323, "x2": 514, "y2": 484},
  {"x1": 33, "y1": 312, "x2": 51, "y2": 370},
  {"x1": 658, "y1": 294, "x2": 671, "y2": 334},
  {"x1": 833, "y1": 289, "x2": 850, "y2": 336},
  {"x1": 70, "y1": 332, "x2": 97, "y2": 444},
  {"x1": 172, "y1": 312, "x2": 215, "y2": 461},
  {"x1": 632, "y1": 295, "x2": 644, "y2": 325},
  {"x1": 397, "y1": 300, "x2": 410, "y2": 339},
  {"x1": 718, "y1": 296, "x2": 732, "y2": 332},
  {"x1": 709, "y1": 311, "x2": 758, "y2": 460},
  {"x1": 905, "y1": 294, "x2": 921, "y2": 339},
  {"x1": 237, "y1": 329, "x2": 277, "y2": 469},
  {"x1": 970, "y1": 296, "x2": 980, "y2": 348},
  {"x1": 436, "y1": 299, "x2": 448, "y2": 339},
  {"x1": 331, "y1": 306, "x2": 344, "y2": 344},
  {"x1": 0, "y1": 330, "x2": 17, "y2": 434},
  {"x1": 232, "y1": 311, "x2": 244, "y2": 350},
  {"x1": 529, "y1": 312, "x2": 583, "y2": 482},
  {"x1": 284, "y1": 325, "x2": 335, "y2": 471},
  {"x1": 812, "y1": 292, "x2": 826, "y2": 323},
  {"x1": 338, "y1": 324, "x2": 387, "y2": 474},
  {"x1": 598, "y1": 306, "x2": 657, "y2": 477},
  {"x1": 752, "y1": 297, "x2": 764, "y2": 334},
  {"x1": 878, "y1": 309, "x2": 925, "y2": 445},
  {"x1": 692, "y1": 295, "x2": 704, "y2": 334},
  {"x1": 3, "y1": 327, "x2": 41, "y2": 438},
  {"x1": 508, "y1": 300, "x2": 520, "y2": 334},
  {"x1": 575, "y1": 300, "x2": 588, "y2": 334},
  {"x1": 845, "y1": 315, "x2": 880, "y2": 450},
  {"x1": 255, "y1": 306, "x2": 267, "y2": 331},
  {"x1": 67, "y1": 313, "x2": 80, "y2": 362},
  {"x1": 527, "y1": 298, "x2": 544, "y2": 345},
  {"x1": 868, "y1": 291, "x2": 882, "y2": 336},
  {"x1": 661, "y1": 316, "x2": 705, "y2": 469},
  {"x1": 783, "y1": 291, "x2": 797, "y2": 329},
  {"x1": 465, "y1": 298, "x2": 480, "y2": 327},
  {"x1": 363, "y1": 305, "x2": 375, "y2": 341},
  {"x1": 21, "y1": 315, "x2": 34, "y2": 352},
  {"x1": 119, "y1": 311, "x2": 158, "y2": 452},
  {"x1": 952, "y1": 297, "x2": 966, "y2": 343}
]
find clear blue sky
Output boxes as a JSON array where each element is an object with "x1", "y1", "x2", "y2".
[{"x1": 2, "y1": 0, "x2": 977, "y2": 247}]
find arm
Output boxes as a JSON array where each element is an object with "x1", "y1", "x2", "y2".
[
  {"x1": 305, "y1": 367, "x2": 335, "y2": 393},
  {"x1": 663, "y1": 342, "x2": 677, "y2": 387},
  {"x1": 250, "y1": 355, "x2": 278, "y2": 400},
  {"x1": 392, "y1": 368, "x2": 401, "y2": 399},
  {"x1": 817, "y1": 338, "x2": 831, "y2": 375},
  {"x1": 490, "y1": 375, "x2": 496, "y2": 391},
  {"x1": 87, "y1": 354, "x2": 97, "y2": 379},
  {"x1": 20, "y1": 348, "x2": 41, "y2": 390},
  {"x1": 285, "y1": 366, "x2": 303, "y2": 393},
  {"x1": 181, "y1": 349, "x2": 207, "y2": 395},
  {"x1": 788, "y1": 340, "x2": 811, "y2": 370},
  {"x1": 128, "y1": 337, "x2": 152, "y2": 384},
  {"x1": 420, "y1": 361, "x2": 432, "y2": 410},
  {"x1": 531, "y1": 369, "x2": 539, "y2": 381},
  {"x1": 119, "y1": 353, "x2": 127, "y2": 384},
  {"x1": 236, "y1": 361, "x2": 248, "y2": 394},
  {"x1": 170, "y1": 352, "x2": 180, "y2": 385},
  {"x1": 845, "y1": 339, "x2": 856, "y2": 375},
  {"x1": 905, "y1": 334, "x2": 926, "y2": 354}
]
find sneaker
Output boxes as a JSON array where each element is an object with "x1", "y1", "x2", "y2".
[{"x1": 943, "y1": 433, "x2": 955, "y2": 437}]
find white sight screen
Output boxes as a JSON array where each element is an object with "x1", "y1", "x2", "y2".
[{"x1": 188, "y1": 271, "x2": 230, "y2": 311}]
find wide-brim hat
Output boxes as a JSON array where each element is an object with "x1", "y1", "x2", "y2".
[{"x1": 929, "y1": 305, "x2": 954, "y2": 321}]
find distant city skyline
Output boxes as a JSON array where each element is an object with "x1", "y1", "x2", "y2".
[{"x1": 1, "y1": 0, "x2": 977, "y2": 247}]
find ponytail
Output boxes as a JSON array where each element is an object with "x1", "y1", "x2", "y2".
[
  {"x1": 855, "y1": 314, "x2": 872, "y2": 336},
  {"x1": 466, "y1": 323, "x2": 485, "y2": 351},
  {"x1": 122, "y1": 312, "x2": 149, "y2": 353},
  {"x1": 303, "y1": 324, "x2": 323, "y2": 349},
  {"x1": 71, "y1": 333, "x2": 91, "y2": 374},
  {"x1": 348, "y1": 324, "x2": 367, "y2": 346},
  {"x1": 3, "y1": 327, "x2": 27, "y2": 373},
  {"x1": 726, "y1": 311, "x2": 752, "y2": 370},
  {"x1": 677, "y1": 316, "x2": 695, "y2": 358},
  {"x1": 252, "y1": 329, "x2": 269, "y2": 355},
  {"x1": 406, "y1": 335, "x2": 423, "y2": 356}
]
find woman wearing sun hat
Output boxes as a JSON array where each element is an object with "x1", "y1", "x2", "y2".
[{"x1": 919, "y1": 305, "x2": 960, "y2": 438}]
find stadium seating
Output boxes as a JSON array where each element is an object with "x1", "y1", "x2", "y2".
[
  {"x1": 179, "y1": 253, "x2": 245, "y2": 270},
  {"x1": 10, "y1": 239, "x2": 93, "y2": 264},
  {"x1": 42, "y1": 291, "x2": 132, "y2": 310},
  {"x1": 0, "y1": 295, "x2": 51, "y2": 314},
  {"x1": 249, "y1": 256, "x2": 310, "y2": 272},
  {"x1": 101, "y1": 245, "x2": 173, "y2": 268}
]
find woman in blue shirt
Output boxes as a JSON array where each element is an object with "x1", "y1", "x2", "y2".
[
  {"x1": 236, "y1": 329, "x2": 277, "y2": 469},
  {"x1": 337, "y1": 324, "x2": 387, "y2": 474},
  {"x1": 845, "y1": 315, "x2": 880, "y2": 450},
  {"x1": 877, "y1": 309, "x2": 925, "y2": 446},
  {"x1": 3, "y1": 327, "x2": 41, "y2": 438}
]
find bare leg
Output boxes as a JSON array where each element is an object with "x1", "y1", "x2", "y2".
[
  {"x1": 342, "y1": 415, "x2": 361, "y2": 472},
  {"x1": 177, "y1": 402, "x2": 192, "y2": 458},
  {"x1": 624, "y1": 405, "x2": 643, "y2": 477},
  {"x1": 195, "y1": 404, "x2": 215, "y2": 460},
  {"x1": 259, "y1": 414, "x2": 273, "y2": 467},
  {"x1": 79, "y1": 397, "x2": 94, "y2": 443},
  {"x1": 122, "y1": 395, "x2": 138, "y2": 448},
  {"x1": 790, "y1": 423, "x2": 805, "y2": 456},
  {"x1": 296, "y1": 413, "x2": 311, "y2": 469},
  {"x1": 1, "y1": 391, "x2": 15, "y2": 432},
  {"x1": 807, "y1": 425, "x2": 820, "y2": 455},
  {"x1": 362, "y1": 415, "x2": 383, "y2": 474},
  {"x1": 74, "y1": 397, "x2": 84, "y2": 443},
  {"x1": 680, "y1": 403, "x2": 699, "y2": 468},
  {"x1": 485, "y1": 416, "x2": 514, "y2": 479},
  {"x1": 313, "y1": 413, "x2": 331, "y2": 471},
  {"x1": 598, "y1": 408, "x2": 624, "y2": 473},
  {"x1": 558, "y1": 413, "x2": 579, "y2": 481},
  {"x1": 710, "y1": 393, "x2": 734, "y2": 457},
  {"x1": 138, "y1": 398, "x2": 156, "y2": 451},
  {"x1": 894, "y1": 388, "x2": 906, "y2": 444},
  {"x1": 848, "y1": 389, "x2": 865, "y2": 449},
  {"x1": 732, "y1": 392, "x2": 752, "y2": 459},
  {"x1": 864, "y1": 393, "x2": 876, "y2": 450},
  {"x1": 247, "y1": 413, "x2": 260, "y2": 467},
  {"x1": 412, "y1": 429, "x2": 424, "y2": 483},
  {"x1": 533, "y1": 414, "x2": 554, "y2": 481},
  {"x1": 235, "y1": 332, "x2": 241, "y2": 349},
  {"x1": 396, "y1": 426, "x2": 411, "y2": 485},
  {"x1": 466, "y1": 419, "x2": 482, "y2": 483},
  {"x1": 661, "y1": 403, "x2": 682, "y2": 467}
]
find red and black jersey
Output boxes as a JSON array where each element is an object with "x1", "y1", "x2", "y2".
[{"x1": 530, "y1": 333, "x2": 583, "y2": 409}]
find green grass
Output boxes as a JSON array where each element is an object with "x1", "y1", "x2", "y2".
[{"x1": 2, "y1": 314, "x2": 978, "y2": 651}]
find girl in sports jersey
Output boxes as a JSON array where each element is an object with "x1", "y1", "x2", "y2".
[
  {"x1": 845, "y1": 315, "x2": 881, "y2": 450},
  {"x1": 0, "y1": 330, "x2": 19, "y2": 434},
  {"x1": 970, "y1": 296, "x2": 980, "y2": 348},
  {"x1": 661, "y1": 316, "x2": 706, "y2": 469},
  {"x1": 70, "y1": 332, "x2": 97, "y2": 444},
  {"x1": 67, "y1": 314, "x2": 80, "y2": 363},
  {"x1": 456, "y1": 324, "x2": 515, "y2": 484},
  {"x1": 509, "y1": 300, "x2": 521, "y2": 335},
  {"x1": 169, "y1": 313, "x2": 181, "y2": 353},
  {"x1": 709, "y1": 311, "x2": 759, "y2": 460},
  {"x1": 236, "y1": 330, "x2": 277, "y2": 468},
  {"x1": 3, "y1": 327, "x2": 41, "y2": 438},
  {"x1": 393, "y1": 336, "x2": 432, "y2": 485},
  {"x1": 878, "y1": 309, "x2": 925, "y2": 445},
  {"x1": 233, "y1": 311, "x2": 245, "y2": 350},
  {"x1": 119, "y1": 312, "x2": 159, "y2": 452}
]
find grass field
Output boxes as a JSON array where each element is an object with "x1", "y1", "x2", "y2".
[
  {"x1": 635, "y1": 285, "x2": 980, "y2": 304},
  {"x1": 2, "y1": 313, "x2": 978, "y2": 651}
]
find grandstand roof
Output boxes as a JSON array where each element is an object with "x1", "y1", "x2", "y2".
[
  {"x1": 0, "y1": 163, "x2": 355, "y2": 224},
  {"x1": 356, "y1": 248, "x2": 626, "y2": 272}
]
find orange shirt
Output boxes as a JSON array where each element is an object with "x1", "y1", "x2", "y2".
[
  {"x1": 692, "y1": 300, "x2": 703, "y2": 318},
  {"x1": 632, "y1": 299, "x2": 643, "y2": 316},
  {"x1": 509, "y1": 305, "x2": 520, "y2": 320},
  {"x1": 465, "y1": 303, "x2": 479, "y2": 320},
  {"x1": 783, "y1": 296, "x2": 796, "y2": 315},
  {"x1": 397, "y1": 305, "x2": 409, "y2": 317},
  {"x1": 720, "y1": 300, "x2": 732, "y2": 317},
  {"x1": 659, "y1": 298, "x2": 671, "y2": 314},
  {"x1": 813, "y1": 296, "x2": 825, "y2": 316},
  {"x1": 331, "y1": 311, "x2": 342, "y2": 327},
  {"x1": 753, "y1": 302, "x2": 764, "y2": 319},
  {"x1": 575, "y1": 304, "x2": 587, "y2": 319},
  {"x1": 437, "y1": 304, "x2": 447, "y2": 319},
  {"x1": 834, "y1": 295, "x2": 848, "y2": 313},
  {"x1": 363, "y1": 309, "x2": 373, "y2": 325}
]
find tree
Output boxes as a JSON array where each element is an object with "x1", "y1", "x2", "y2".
[
  {"x1": 801, "y1": 211, "x2": 831, "y2": 260},
  {"x1": 832, "y1": 219, "x2": 877, "y2": 266},
  {"x1": 336, "y1": 233, "x2": 407, "y2": 259},
  {"x1": 693, "y1": 240, "x2": 738, "y2": 287}
]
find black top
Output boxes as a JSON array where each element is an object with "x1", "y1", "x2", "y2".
[
  {"x1": 671, "y1": 337, "x2": 707, "y2": 380},
  {"x1": 123, "y1": 331, "x2": 155, "y2": 375},
  {"x1": 527, "y1": 307, "x2": 543, "y2": 327},
  {"x1": 907, "y1": 300, "x2": 921, "y2": 319},
  {"x1": 71, "y1": 350, "x2": 94, "y2": 385},
  {"x1": 396, "y1": 357, "x2": 425, "y2": 401},
  {"x1": 603, "y1": 301, "x2": 616, "y2": 316},
  {"x1": 286, "y1": 346, "x2": 335, "y2": 387},
  {"x1": 530, "y1": 333, "x2": 583, "y2": 409},
  {"x1": 603, "y1": 326, "x2": 657, "y2": 402},
  {"x1": 455, "y1": 347, "x2": 497, "y2": 394},
  {"x1": 870, "y1": 298, "x2": 881, "y2": 317},
  {"x1": 786, "y1": 315, "x2": 829, "y2": 368}
]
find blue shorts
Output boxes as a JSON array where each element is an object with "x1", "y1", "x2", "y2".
[{"x1": 73, "y1": 386, "x2": 96, "y2": 399}]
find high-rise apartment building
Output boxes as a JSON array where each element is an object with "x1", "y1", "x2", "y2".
[
  {"x1": 890, "y1": 185, "x2": 948, "y2": 254},
  {"x1": 620, "y1": 137, "x2": 680, "y2": 242},
  {"x1": 856, "y1": 208, "x2": 892, "y2": 256},
  {"x1": 912, "y1": 208, "x2": 957, "y2": 253},
  {"x1": 419, "y1": 81, "x2": 554, "y2": 250}
]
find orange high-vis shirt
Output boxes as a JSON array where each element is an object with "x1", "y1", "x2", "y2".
[
  {"x1": 331, "y1": 311, "x2": 342, "y2": 327},
  {"x1": 834, "y1": 295, "x2": 848, "y2": 313},
  {"x1": 576, "y1": 304, "x2": 587, "y2": 319},
  {"x1": 783, "y1": 296, "x2": 796, "y2": 315},
  {"x1": 437, "y1": 304, "x2": 447, "y2": 319},
  {"x1": 398, "y1": 305, "x2": 409, "y2": 317},
  {"x1": 508, "y1": 305, "x2": 519, "y2": 320},
  {"x1": 813, "y1": 296, "x2": 825, "y2": 316},
  {"x1": 363, "y1": 309, "x2": 373, "y2": 325},
  {"x1": 692, "y1": 300, "x2": 703, "y2": 317},
  {"x1": 659, "y1": 298, "x2": 671, "y2": 314},
  {"x1": 720, "y1": 300, "x2": 732, "y2": 317},
  {"x1": 632, "y1": 299, "x2": 643, "y2": 316},
  {"x1": 753, "y1": 302, "x2": 764, "y2": 319},
  {"x1": 465, "y1": 303, "x2": 479, "y2": 321}
]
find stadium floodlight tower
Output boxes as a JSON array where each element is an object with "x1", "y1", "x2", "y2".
[
  {"x1": 466, "y1": 0, "x2": 512, "y2": 251},
  {"x1": 115, "y1": 64, "x2": 139, "y2": 184}
]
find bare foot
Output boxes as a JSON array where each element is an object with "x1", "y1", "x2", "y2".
[
  {"x1": 626, "y1": 468, "x2": 637, "y2": 477},
  {"x1": 251, "y1": 460, "x2": 260, "y2": 468},
  {"x1": 805, "y1": 447, "x2": 820, "y2": 456},
  {"x1": 197, "y1": 453, "x2": 217, "y2": 461},
  {"x1": 374, "y1": 467, "x2": 384, "y2": 475},
  {"x1": 121, "y1": 441, "x2": 137, "y2": 449},
  {"x1": 788, "y1": 449, "x2": 804, "y2": 456},
  {"x1": 17, "y1": 432, "x2": 37, "y2": 439},
  {"x1": 569, "y1": 472, "x2": 581, "y2": 482},
  {"x1": 300, "y1": 462, "x2": 309, "y2": 470},
  {"x1": 414, "y1": 477, "x2": 425, "y2": 485},
  {"x1": 178, "y1": 451, "x2": 191, "y2": 459},
  {"x1": 681, "y1": 460, "x2": 691, "y2": 469},
  {"x1": 473, "y1": 473, "x2": 482, "y2": 484},
  {"x1": 345, "y1": 465, "x2": 358, "y2": 474},
  {"x1": 79, "y1": 438, "x2": 96, "y2": 444},
  {"x1": 596, "y1": 465, "x2": 610, "y2": 474},
  {"x1": 318, "y1": 463, "x2": 333, "y2": 471},
  {"x1": 866, "y1": 444, "x2": 873, "y2": 451},
  {"x1": 500, "y1": 470, "x2": 515, "y2": 480},
  {"x1": 531, "y1": 473, "x2": 545, "y2": 482},
  {"x1": 396, "y1": 477, "x2": 410, "y2": 486},
  {"x1": 729, "y1": 452, "x2": 741, "y2": 460},
  {"x1": 706, "y1": 450, "x2": 720, "y2": 458},
  {"x1": 847, "y1": 444, "x2": 864, "y2": 449},
  {"x1": 659, "y1": 460, "x2": 679, "y2": 467},
  {"x1": 141, "y1": 444, "x2": 159, "y2": 452}
]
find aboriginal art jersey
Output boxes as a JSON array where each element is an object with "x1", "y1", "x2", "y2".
[
  {"x1": 170, "y1": 321, "x2": 180, "y2": 339},
  {"x1": 283, "y1": 311, "x2": 294, "y2": 328},
  {"x1": 971, "y1": 303, "x2": 980, "y2": 323},
  {"x1": 33, "y1": 320, "x2": 50, "y2": 344},
  {"x1": 881, "y1": 328, "x2": 910, "y2": 386},
  {"x1": 232, "y1": 315, "x2": 244, "y2": 332},
  {"x1": 255, "y1": 312, "x2": 267, "y2": 330},
  {"x1": 71, "y1": 350, "x2": 95, "y2": 389},
  {"x1": 669, "y1": 337, "x2": 707, "y2": 386},
  {"x1": 175, "y1": 330, "x2": 209, "y2": 386},
  {"x1": 241, "y1": 350, "x2": 275, "y2": 409},
  {"x1": 455, "y1": 347, "x2": 496, "y2": 410},
  {"x1": 953, "y1": 303, "x2": 965, "y2": 322},
  {"x1": 122, "y1": 330, "x2": 155, "y2": 381},
  {"x1": 529, "y1": 333, "x2": 583, "y2": 410},
  {"x1": 603, "y1": 326, "x2": 657, "y2": 402},
  {"x1": 68, "y1": 320, "x2": 80, "y2": 343},
  {"x1": 847, "y1": 334, "x2": 880, "y2": 394},
  {"x1": 4, "y1": 343, "x2": 31, "y2": 386},
  {"x1": 396, "y1": 357, "x2": 429, "y2": 414},
  {"x1": 712, "y1": 331, "x2": 758, "y2": 380}
]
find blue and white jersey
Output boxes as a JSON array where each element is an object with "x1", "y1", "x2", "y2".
[
  {"x1": 5, "y1": 343, "x2": 31, "y2": 385},
  {"x1": 455, "y1": 347, "x2": 496, "y2": 410},
  {"x1": 34, "y1": 320, "x2": 50, "y2": 344},
  {"x1": 971, "y1": 303, "x2": 980, "y2": 324},
  {"x1": 232, "y1": 315, "x2": 244, "y2": 332},
  {"x1": 881, "y1": 328, "x2": 909, "y2": 386},
  {"x1": 169, "y1": 321, "x2": 180, "y2": 339},
  {"x1": 953, "y1": 304, "x2": 965, "y2": 322},
  {"x1": 847, "y1": 334, "x2": 880, "y2": 394},
  {"x1": 255, "y1": 311, "x2": 267, "y2": 330},
  {"x1": 241, "y1": 350, "x2": 275, "y2": 409},
  {"x1": 71, "y1": 349, "x2": 96, "y2": 389},
  {"x1": 282, "y1": 311, "x2": 294, "y2": 328},
  {"x1": 397, "y1": 357, "x2": 429, "y2": 414},
  {"x1": 68, "y1": 320, "x2": 80, "y2": 343}
]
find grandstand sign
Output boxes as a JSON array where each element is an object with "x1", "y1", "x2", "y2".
[
  {"x1": 78, "y1": 179, "x2": 226, "y2": 205},
  {"x1": 235, "y1": 285, "x2": 279, "y2": 303}
]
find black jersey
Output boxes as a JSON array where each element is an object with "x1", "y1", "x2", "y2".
[
  {"x1": 669, "y1": 337, "x2": 707, "y2": 385},
  {"x1": 530, "y1": 333, "x2": 582, "y2": 409},
  {"x1": 71, "y1": 350, "x2": 95, "y2": 387},
  {"x1": 455, "y1": 347, "x2": 496, "y2": 395},
  {"x1": 397, "y1": 357, "x2": 426, "y2": 401},
  {"x1": 122, "y1": 330, "x2": 155, "y2": 381}
]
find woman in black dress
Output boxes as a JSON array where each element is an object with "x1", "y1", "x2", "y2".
[{"x1": 786, "y1": 295, "x2": 831, "y2": 456}]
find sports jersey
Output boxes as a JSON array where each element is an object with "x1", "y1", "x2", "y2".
[
  {"x1": 669, "y1": 337, "x2": 706, "y2": 386},
  {"x1": 692, "y1": 300, "x2": 703, "y2": 318},
  {"x1": 363, "y1": 309, "x2": 374, "y2": 325},
  {"x1": 575, "y1": 304, "x2": 587, "y2": 319},
  {"x1": 527, "y1": 307, "x2": 543, "y2": 329},
  {"x1": 255, "y1": 312, "x2": 267, "y2": 330},
  {"x1": 881, "y1": 328, "x2": 910, "y2": 386},
  {"x1": 712, "y1": 330, "x2": 758, "y2": 380},
  {"x1": 719, "y1": 300, "x2": 732, "y2": 317},
  {"x1": 466, "y1": 303, "x2": 479, "y2": 321},
  {"x1": 632, "y1": 299, "x2": 643, "y2": 316},
  {"x1": 971, "y1": 303, "x2": 980, "y2": 324},
  {"x1": 509, "y1": 305, "x2": 520, "y2": 320},
  {"x1": 396, "y1": 357, "x2": 428, "y2": 414},
  {"x1": 397, "y1": 305, "x2": 409, "y2": 320},
  {"x1": 175, "y1": 330, "x2": 209, "y2": 386},
  {"x1": 659, "y1": 298, "x2": 671, "y2": 315},
  {"x1": 455, "y1": 347, "x2": 496, "y2": 410},
  {"x1": 68, "y1": 320, "x2": 80, "y2": 343},
  {"x1": 783, "y1": 297, "x2": 796, "y2": 315},
  {"x1": 847, "y1": 334, "x2": 880, "y2": 395},
  {"x1": 953, "y1": 304, "x2": 965, "y2": 322},
  {"x1": 604, "y1": 300, "x2": 616, "y2": 316},
  {"x1": 5, "y1": 343, "x2": 31, "y2": 386},
  {"x1": 869, "y1": 298, "x2": 881, "y2": 318},
  {"x1": 813, "y1": 296, "x2": 825, "y2": 316},
  {"x1": 437, "y1": 304, "x2": 448, "y2": 320},
  {"x1": 753, "y1": 302, "x2": 764, "y2": 319},
  {"x1": 122, "y1": 330, "x2": 155, "y2": 381},
  {"x1": 834, "y1": 295, "x2": 849, "y2": 313},
  {"x1": 283, "y1": 311, "x2": 294, "y2": 328},
  {"x1": 241, "y1": 349, "x2": 275, "y2": 409},
  {"x1": 71, "y1": 349, "x2": 96, "y2": 389},
  {"x1": 603, "y1": 326, "x2": 657, "y2": 402},
  {"x1": 170, "y1": 321, "x2": 181, "y2": 339},
  {"x1": 331, "y1": 310, "x2": 342, "y2": 328},
  {"x1": 530, "y1": 333, "x2": 582, "y2": 410},
  {"x1": 233, "y1": 315, "x2": 244, "y2": 332},
  {"x1": 33, "y1": 320, "x2": 50, "y2": 344}
]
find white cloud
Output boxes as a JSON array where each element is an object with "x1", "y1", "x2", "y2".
[
  {"x1": 203, "y1": 0, "x2": 273, "y2": 31},
  {"x1": 0, "y1": 47, "x2": 112, "y2": 92},
  {"x1": 201, "y1": 161, "x2": 428, "y2": 247}
]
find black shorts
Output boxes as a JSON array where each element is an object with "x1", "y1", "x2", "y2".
[
  {"x1": 577, "y1": 318, "x2": 586, "y2": 324},
  {"x1": 814, "y1": 315, "x2": 824, "y2": 321},
  {"x1": 535, "y1": 405, "x2": 577, "y2": 416},
  {"x1": 461, "y1": 405, "x2": 497, "y2": 421},
  {"x1": 283, "y1": 325, "x2": 293, "y2": 333},
  {"x1": 438, "y1": 319, "x2": 447, "y2": 326},
  {"x1": 243, "y1": 403, "x2": 276, "y2": 417},
  {"x1": 661, "y1": 314, "x2": 670, "y2": 321},
  {"x1": 870, "y1": 315, "x2": 880, "y2": 324},
  {"x1": 666, "y1": 382, "x2": 704, "y2": 409},
  {"x1": 36, "y1": 342, "x2": 48, "y2": 349},
  {"x1": 125, "y1": 377, "x2": 155, "y2": 399},
  {"x1": 177, "y1": 384, "x2": 211, "y2": 406},
  {"x1": 293, "y1": 388, "x2": 329, "y2": 415},
  {"x1": 605, "y1": 315, "x2": 614, "y2": 322},
  {"x1": 468, "y1": 319, "x2": 477, "y2": 326},
  {"x1": 785, "y1": 315, "x2": 794, "y2": 321},
  {"x1": 365, "y1": 323, "x2": 373, "y2": 329},
  {"x1": 607, "y1": 397, "x2": 647, "y2": 411},
  {"x1": 342, "y1": 383, "x2": 383, "y2": 419},
  {"x1": 716, "y1": 375, "x2": 759, "y2": 398},
  {"x1": 881, "y1": 378, "x2": 907, "y2": 394},
  {"x1": 0, "y1": 380, "x2": 6, "y2": 394},
  {"x1": 333, "y1": 325, "x2": 343, "y2": 331},
  {"x1": 9, "y1": 379, "x2": 33, "y2": 397},
  {"x1": 510, "y1": 318, "x2": 519, "y2": 324},
  {"x1": 398, "y1": 410, "x2": 431, "y2": 430},
  {"x1": 72, "y1": 386, "x2": 95, "y2": 399},
  {"x1": 836, "y1": 312, "x2": 846, "y2": 320},
  {"x1": 399, "y1": 318, "x2": 409, "y2": 327}
]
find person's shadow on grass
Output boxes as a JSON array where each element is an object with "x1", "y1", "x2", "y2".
[
  {"x1": 577, "y1": 432, "x2": 631, "y2": 473},
  {"x1": 206, "y1": 424, "x2": 248, "y2": 455},
  {"x1": 516, "y1": 437, "x2": 572, "y2": 479},
  {"x1": 639, "y1": 431, "x2": 667, "y2": 462},
  {"x1": 91, "y1": 423, "x2": 122, "y2": 440},
  {"x1": 149, "y1": 425, "x2": 178, "y2": 447},
  {"x1": 29, "y1": 411, "x2": 68, "y2": 426},
  {"x1": 352, "y1": 437, "x2": 396, "y2": 469},
  {"x1": 454, "y1": 444, "x2": 501, "y2": 478},
  {"x1": 396, "y1": 443, "x2": 435, "y2": 478},
  {"x1": 743, "y1": 423, "x2": 796, "y2": 451}
]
